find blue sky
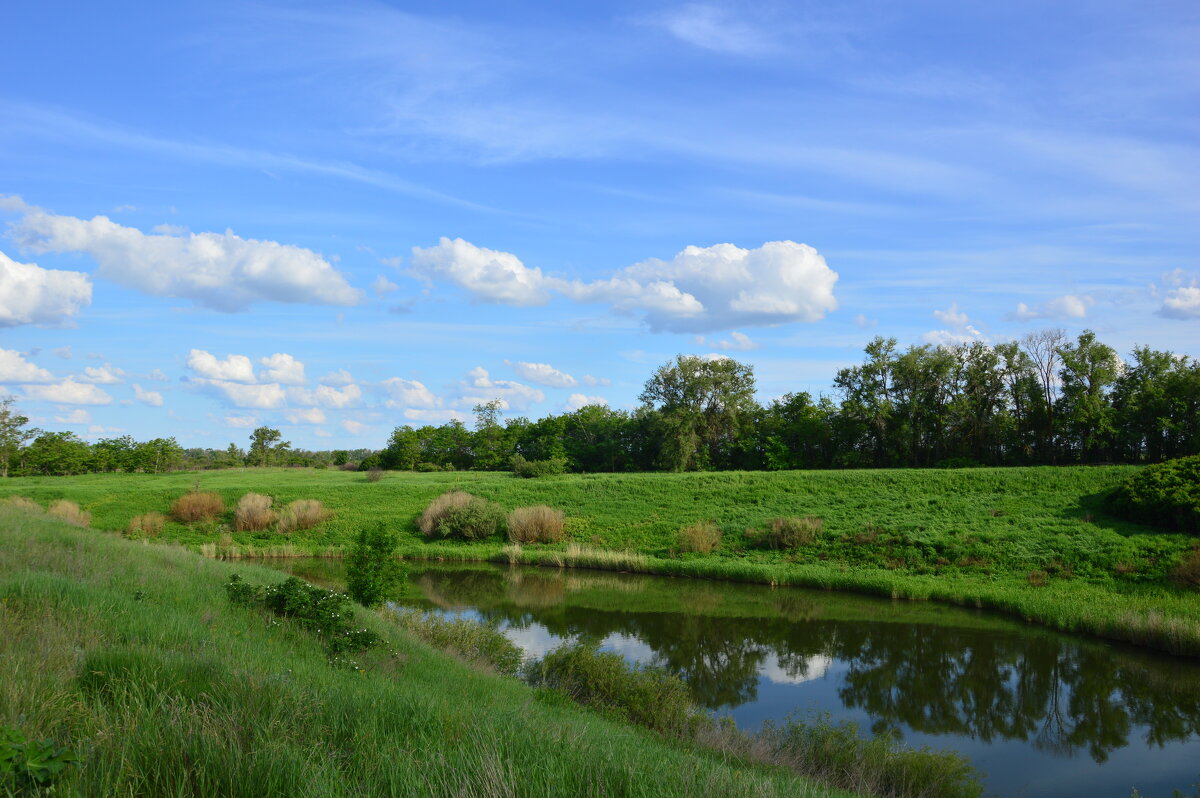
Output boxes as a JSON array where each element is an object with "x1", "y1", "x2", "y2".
[{"x1": 1, "y1": 0, "x2": 1197, "y2": 449}]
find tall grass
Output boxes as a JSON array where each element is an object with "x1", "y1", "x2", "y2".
[
  {"x1": 506, "y1": 505, "x2": 565, "y2": 543},
  {"x1": 48, "y1": 500, "x2": 91, "y2": 527},
  {"x1": 277, "y1": 499, "x2": 332, "y2": 534},
  {"x1": 126, "y1": 512, "x2": 165, "y2": 538},
  {"x1": 234, "y1": 493, "x2": 276, "y2": 532},
  {"x1": 171, "y1": 491, "x2": 224, "y2": 522},
  {"x1": 678, "y1": 521, "x2": 721, "y2": 553}
]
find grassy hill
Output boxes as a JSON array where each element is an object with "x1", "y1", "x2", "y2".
[{"x1": 0, "y1": 505, "x2": 860, "y2": 797}]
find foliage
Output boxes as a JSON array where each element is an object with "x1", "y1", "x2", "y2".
[
  {"x1": 418, "y1": 491, "x2": 505, "y2": 541},
  {"x1": 47, "y1": 499, "x2": 91, "y2": 527},
  {"x1": 389, "y1": 608, "x2": 524, "y2": 677},
  {"x1": 225, "y1": 574, "x2": 380, "y2": 658},
  {"x1": 234, "y1": 492, "x2": 276, "y2": 531},
  {"x1": 248, "y1": 426, "x2": 290, "y2": 467},
  {"x1": 527, "y1": 643, "x2": 701, "y2": 736},
  {"x1": 0, "y1": 397, "x2": 37, "y2": 479},
  {"x1": 506, "y1": 505, "x2": 566, "y2": 543},
  {"x1": 277, "y1": 499, "x2": 332, "y2": 534},
  {"x1": 509, "y1": 453, "x2": 568, "y2": 478},
  {"x1": 0, "y1": 725, "x2": 79, "y2": 791},
  {"x1": 126, "y1": 511, "x2": 166, "y2": 538},
  {"x1": 678, "y1": 520, "x2": 721, "y2": 553},
  {"x1": 1105, "y1": 455, "x2": 1200, "y2": 533},
  {"x1": 345, "y1": 525, "x2": 403, "y2": 607},
  {"x1": 171, "y1": 491, "x2": 225, "y2": 522}
]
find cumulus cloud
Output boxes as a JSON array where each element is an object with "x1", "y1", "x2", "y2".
[
  {"x1": 582, "y1": 374, "x2": 611, "y2": 387},
  {"x1": 187, "y1": 349, "x2": 256, "y2": 383},
  {"x1": 132, "y1": 384, "x2": 164, "y2": 406},
  {"x1": 1160, "y1": 286, "x2": 1200, "y2": 319},
  {"x1": 81, "y1": 364, "x2": 125, "y2": 384},
  {"x1": 372, "y1": 275, "x2": 400, "y2": 296},
  {"x1": 694, "y1": 331, "x2": 759, "y2": 351},
  {"x1": 147, "y1": 369, "x2": 170, "y2": 382},
  {"x1": 565, "y1": 393, "x2": 608, "y2": 411},
  {"x1": 285, "y1": 407, "x2": 327, "y2": 425},
  {"x1": 320, "y1": 369, "x2": 355, "y2": 386},
  {"x1": 382, "y1": 377, "x2": 439, "y2": 409},
  {"x1": 22, "y1": 378, "x2": 113, "y2": 405},
  {"x1": 507, "y1": 360, "x2": 578, "y2": 388},
  {"x1": 0, "y1": 348, "x2": 55, "y2": 383},
  {"x1": 288, "y1": 384, "x2": 362, "y2": 409},
  {"x1": 0, "y1": 250, "x2": 92, "y2": 327},
  {"x1": 258, "y1": 353, "x2": 306, "y2": 385},
  {"x1": 210, "y1": 381, "x2": 287, "y2": 409},
  {"x1": 923, "y1": 303, "x2": 985, "y2": 346},
  {"x1": 342, "y1": 420, "x2": 368, "y2": 435},
  {"x1": 54, "y1": 346, "x2": 73, "y2": 359},
  {"x1": 224, "y1": 415, "x2": 258, "y2": 428},
  {"x1": 11, "y1": 208, "x2": 361, "y2": 311},
  {"x1": 455, "y1": 367, "x2": 544, "y2": 411},
  {"x1": 54, "y1": 409, "x2": 91, "y2": 424},
  {"x1": 403, "y1": 408, "x2": 468, "y2": 423},
  {"x1": 1008, "y1": 294, "x2": 1092, "y2": 321},
  {"x1": 409, "y1": 238, "x2": 838, "y2": 333}
]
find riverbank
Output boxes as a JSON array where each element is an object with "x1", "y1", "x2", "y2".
[
  {"x1": 0, "y1": 505, "x2": 862, "y2": 797},
  {"x1": 3, "y1": 466, "x2": 1198, "y2": 656}
]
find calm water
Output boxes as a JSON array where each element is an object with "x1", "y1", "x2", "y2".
[{"x1": 263, "y1": 559, "x2": 1200, "y2": 798}]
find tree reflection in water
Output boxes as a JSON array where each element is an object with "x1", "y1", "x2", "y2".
[{"x1": 409, "y1": 565, "x2": 1200, "y2": 764}]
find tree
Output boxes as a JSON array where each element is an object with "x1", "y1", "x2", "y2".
[
  {"x1": 248, "y1": 427, "x2": 290, "y2": 467},
  {"x1": 640, "y1": 355, "x2": 757, "y2": 471},
  {"x1": 345, "y1": 525, "x2": 404, "y2": 607},
  {"x1": 25, "y1": 432, "x2": 91, "y2": 476},
  {"x1": 1022, "y1": 328, "x2": 1067, "y2": 462},
  {"x1": 472, "y1": 399, "x2": 508, "y2": 471},
  {"x1": 0, "y1": 398, "x2": 37, "y2": 478},
  {"x1": 1057, "y1": 330, "x2": 1119, "y2": 462}
]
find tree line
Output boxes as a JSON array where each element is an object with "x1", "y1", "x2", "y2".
[{"x1": 3, "y1": 328, "x2": 1197, "y2": 477}]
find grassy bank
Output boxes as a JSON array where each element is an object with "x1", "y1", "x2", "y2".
[
  {"x1": 0, "y1": 505, "x2": 861, "y2": 797},
  {"x1": 2, "y1": 465, "x2": 1198, "y2": 655}
]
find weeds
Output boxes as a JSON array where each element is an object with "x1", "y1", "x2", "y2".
[
  {"x1": 47, "y1": 500, "x2": 90, "y2": 527},
  {"x1": 234, "y1": 493, "x2": 276, "y2": 532},
  {"x1": 418, "y1": 491, "x2": 505, "y2": 541},
  {"x1": 678, "y1": 521, "x2": 722, "y2": 553},
  {"x1": 225, "y1": 574, "x2": 380, "y2": 659},
  {"x1": 277, "y1": 499, "x2": 332, "y2": 534},
  {"x1": 389, "y1": 608, "x2": 524, "y2": 677},
  {"x1": 171, "y1": 491, "x2": 224, "y2": 523},
  {"x1": 760, "y1": 517, "x2": 823, "y2": 549},
  {"x1": 507, "y1": 505, "x2": 566, "y2": 544},
  {"x1": 126, "y1": 511, "x2": 166, "y2": 538}
]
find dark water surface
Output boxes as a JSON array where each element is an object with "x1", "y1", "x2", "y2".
[{"x1": 262, "y1": 558, "x2": 1200, "y2": 798}]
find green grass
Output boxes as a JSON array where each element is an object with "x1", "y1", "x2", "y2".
[
  {"x1": 2, "y1": 465, "x2": 1198, "y2": 655},
  {"x1": 0, "y1": 506, "x2": 858, "y2": 798}
]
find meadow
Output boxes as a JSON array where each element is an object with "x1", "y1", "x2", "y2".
[
  {"x1": 2, "y1": 465, "x2": 1198, "y2": 655},
  {"x1": 0, "y1": 505, "x2": 862, "y2": 798}
]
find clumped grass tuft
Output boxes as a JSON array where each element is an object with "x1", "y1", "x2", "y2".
[
  {"x1": 365, "y1": 468, "x2": 384, "y2": 483},
  {"x1": 507, "y1": 505, "x2": 566, "y2": 544},
  {"x1": 1171, "y1": 549, "x2": 1200, "y2": 590},
  {"x1": 1027, "y1": 570, "x2": 1050, "y2": 588},
  {"x1": 389, "y1": 608, "x2": 524, "y2": 676},
  {"x1": 47, "y1": 500, "x2": 90, "y2": 527},
  {"x1": 234, "y1": 493, "x2": 276, "y2": 532},
  {"x1": 277, "y1": 499, "x2": 332, "y2": 534},
  {"x1": 171, "y1": 491, "x2": 224, "y2": 523},
  {"x1": 761, "y1": 516, "x2": 824, "y2": 549},
  {"x1": 1, "y1": 496, "x2": 41, "y2": 513},
  {"x1": 419, "y1": 491, "x2": 505, "y2": 541},
  {"x1": 126, "y1": 511, "x2": 166, "y2": 538},
  {"x1": 678, "y1": 521, "x2": 721, "y2": 553}
]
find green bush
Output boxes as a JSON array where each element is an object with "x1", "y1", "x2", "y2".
[
  {"x1": 418, "y1": 491, "x2": 506, "y2": 541},
  {"x1": 510, "y1": 454, "x2": 568, "y2": 478},
  {"x1": 225, "y1": 575, "x2": 380, "y2": 660},
  {"x1": 526, "y1": 643, "x2": 700, "y2": 736},
  {"x1": 1105, "y1": 456, "x2": 1200, "y2": 533},
  {"x1": 414, "y1": 461, "x2": 443, "y2": 472},
  {"x1": 345, "y1": 525, "x2": 405, "y2": 607}
]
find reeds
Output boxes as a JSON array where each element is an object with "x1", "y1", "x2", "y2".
[
  {"x1": 48, "y1": 500, "x2": 90, "y2": 527},
  {"x1": 234, "y1": 493, "x2": 276, "y2": 531},
  {"x1": 171, "y1": 491, "x2": 224, "y2": 523},
  {"x1": 506, "y1": 505, "x2": 566, "y2": 544}
]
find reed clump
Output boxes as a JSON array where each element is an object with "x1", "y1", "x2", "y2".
[
  {"x1": 277, "y1": 499, "x2": 332, "y2": 534},
  {"x1": 762, "y1": 516, "x2": 823, "y2": 549},
  {"x1": 507, "y1": 505, "x2": 566, "y2": 544},
  {"x1": 1, "y1": 496, "x2": 41, "y2": 514},
  {"x1": 48, "y1": 500, "x2": 90, "y2": 527},
  {"x1": 126, "y1": 511, "x2": 166, "y2": 538},
  {"x1": 678, "y1": 521, "x2": 721, "y2": 553},
  {"x1": 418, "y1": 491, "x2": 505, "y2": 541},
  {"x1": 171, "y1": 491, "x2": 224, "y2": 523},
  {"x1": 234, "y1": 493, "x2": 276, "y2": 532}
]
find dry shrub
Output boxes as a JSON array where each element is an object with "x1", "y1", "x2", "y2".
[
  {"x1": 1027, "y1": 570, "x2": 1050, "y2": 587},
  {"x1": 48, "y1": 500, "x2": 91, "y2": 527},
  {"x1": 278, "y1": 499, "x2": 332, "y2": 534},
  {"x1": 365, "y1": 468, "x2": 384, "y2": 483},
  {"x1": 418, "y1": 491, "x2": 505, "y2": 541},
  {"x1": 765, "y1": 516, "x2": 823, "y2": 549},
  {"x1": 1, "y1": 496, "x2": 42, "y2": 514},
  {"x1": 171, "y1": 491, "x2": 225, "y2": 523},
  {"x1": 1171, "y1": 549, "x2": 1200, "y2": 590},
  {"x1": 507, "y1": 505, "x2": 566, "y2": 544},
  {"x1": 127, "y1": 511, "x2": 166, "y2": 538},
  {"x1": 418, "y1": 491, "x2": 474, "y2": 536},
  {"x1": 234, "y1": 493, "x2": 276, "y2": 532},
  {"x1": 677, "y1": 521, "x2": 721, "y2": 553}
]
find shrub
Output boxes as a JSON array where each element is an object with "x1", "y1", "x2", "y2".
[
  {"x1": 414, "y1": 462, "x2": 443, "y2": 472},
  {"x1": 678, "y1": 521, "x2": 721, "y2": 553},
  {"x1": 234, "y1": 493, "x2": 276, "y2": 532},
  {"x1": 345, "y1": 525, "x2": 404, "y2": 607},
  {"x1": 510, "y1": 454, "x2": 568, "y2": 478},
  {"x1": 126, "y1": 511, "x2": 166, "y2": 538},
  {"x1": 1171, "y1": 549, "x2": 1200, "y2": 590},
  {"x1": 390, "y1": 608, "x2": 524, "y2": 677},
  {"x1": 0, "y1": 496, "x2": 41, "y2": 514},
  {"x1": 507, "y1": 505, "x2": 566, "y2": 544},
  {"x1": 47, "y1": 500, "x2": 90, "y2": 527},
  {"x1": 357, "y1": 454, "x2": 382, "y2": 471},
  {"x1": 761, "y1": 516, "x2": 823, "y2": 549},
  {"x1": 225, "y1": 575, "x2": 380, "y2": 659},
  {"x1": 527, "y1": 643, "x2": 700, "y2": 736},
  {"x1": 1105, "y1": 455, "x2": 1200, "y2": 533},
  {"x1": 171, "y1": 491, "x2": 224, "y2": 523},
  {"x1": 365, "y1": 467, "x2": 384, "y2": 483},
  {"x1": 418, "y1": 491, "x2": 506, "y2": 541},
  {"x1": 277, "y1": 499, "x2": 332, "y2": 534}
]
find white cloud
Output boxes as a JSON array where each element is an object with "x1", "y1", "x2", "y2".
[
  {"x1": 1159, "y1": 275, "x2": 1200, "y2": 319},
  {"x1": 694, "y1": 331, "x2": 759, "y2": 351},
  {"x1": 313, "y1": 428, "x2": 333, "y2": 437},
  {"x1": 0, "y1": 348, "x2": 55, "y2": 383},
  {"x1": 224, "y1": 415, "x2": 258, "y2": 428},
  {"x1": 285, "y1": 407, "x2": 327, "y2": 425},
  {"x1": 342, "y1": 419, "x2": 368, "y2": 435},
  {"x1": 382, "y1": 377, "x2": 438, "y2": 409},
  {"x1": 923, "y1": 303, "x2": 985, "y2": 345},
  {"x1": 410, "y1": 238, "x2": 838, "y2": 333},
  {"x1": 854, "y1": 313, "x2": 878, "y2": 329},
  {"x1": 288, "y1": 383, "x2": 362, "y2": 409},
  {"x1": 54, "y1": 408, "x2": 91, "y2": 424},
  {"x1": 86, "y1": 424, "x2": 123, "y2": 437},
  {"x1": 22, "y1": 378, "x2": 113, "y2": 405},
  {"x1": 54, "y1": 346, "x2": 72, "y2": 359},
  {"x1": 187, "y1": 349, "x2": 256, "y2": 383},
  {"x1": 403, "y1": 408, "x2": 468, "y2": 423},
  {"x1": 82, "y1": 363, "x2": 125, "y2": 384},
  {"x1": 507, "y1": 360, "x2": 578, "y2": 388},
  {"x1": 319, "y1": 369, "x2": 354, "y2": 386},
  {"x1": 565, "y1": 393, "x2": 608, "y2": 411},
  {"x1": 1008, "y1": 294, "x2": 1092, "y2": 321},
  {"x1": 11, "y1": 209, "x2": 362, "y2": 311},
  {"x1": 932, "y1": 303, "x2": 970, "y2": 328},
  {"x1": 648, "y1": 4, "x2": 769, "y2": 54},
  {"x1": 147, "y1": 368, "x2": 170, "y2": 382},
  {"x1": 132, "y1": 384, "x2": 164, "y2": 406},
  {"x1": 581, "y1": 374, "x2": 611, "y2": 387},
  {"x1": 210, "y1": 381, "x2": 287, "y2": 409},
  {"x1": 372, "y1": 275, "x2": 400, "y2": 296},
  {"x1": 0, "y1": 250, "x2": 92, "y2": 327},
  {"x1": 455, "y1": 366, "x2": 544, "y2": 411},
  {"x1": 258, "y1": 353, "x2": 306, "y2": 385}
]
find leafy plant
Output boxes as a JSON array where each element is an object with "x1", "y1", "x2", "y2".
[
  {"x1": 0, "y1": 725, "x2": 79, "y2": 791},
  {"x1": 225, "y1": 575, "x2": 380, "y2": 658},
  {"x1": 1105, "y1": 456, "x2": 1200, "y2": 533},
  {"x1": 418, "y1": 491, "x2": 506, "y2": 541},
  {"x1": 345, "y1": 525, "x2": 404, "y2": 607}
]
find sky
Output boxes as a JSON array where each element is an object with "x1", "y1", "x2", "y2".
[{"x1": 1, "y1": 0, "x2": 1197, "y2": 450}]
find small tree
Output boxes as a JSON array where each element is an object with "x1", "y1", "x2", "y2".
[
  {"x1": 248, "y1": 426, "x2": 290, "y2": 467},
  {"x1": 345, "y1": 525, "x2": 404, "y2": 607},
  {"x1": 0, "y1": 397, "x2": 38, "y2": 478}
]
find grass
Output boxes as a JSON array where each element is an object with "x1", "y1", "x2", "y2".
[
  {"x1": 2, "y1": 465, "x2": 1198, "y2": 655},
  {"x1": 0, "y1": 505, "x2": 857, "y2": 798}
]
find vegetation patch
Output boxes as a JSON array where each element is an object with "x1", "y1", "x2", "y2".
[
  {"x1": 0, "y1": 725, "x2": 78, "y2": 793},
  {"x1": 678, "y1": 520, "x2": 722, "y2": 553},
  {"x1": 758, "y1": 516, "x2": 824, "y2": 549},
  {"x1": 234, "y1": 492, "x2": 276, "y2": 532},
  {"x1": 47, "y1": 499, "x2": 90, "y2": 527},
  {"x1": 171, "y1": 490, "x2": 224, "y2": 523},
  {"x1": 126, "y1": 511, "x2": 166, "y2": 538},
  {"x1": 507, "y1": 505, "x2": 566, "y2": 543},
  {"x1": 510, "y1": 454, "x2": 568, "y2": 478},
  {"x1": 1105, "y1": 455, "x2": 1200, "y2": 533},
  {"x1": 389, "y1": 608, "x2": 524, "y2": 677},
  {"x1": 418, "y1": 490, "x2": 505, "y2": 541},
  {"x1": 277, "y1": 499, "x2": 332, "y2": 534},
  {"x1": 345, "y1": 525, "x2": 404, "y2": 607}
]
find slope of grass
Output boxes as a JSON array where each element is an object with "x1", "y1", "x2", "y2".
[
  {"x1": 0, "y1": 506, "x2": 856, "y2": 798},
  {"x1": 2, "y1": 465, "x2": 1198, "y2": 655}
]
